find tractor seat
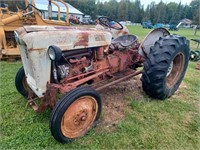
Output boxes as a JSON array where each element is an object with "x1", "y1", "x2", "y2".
[{"x1": 111, "y1": 34, "x2": 137, "y2": 48}]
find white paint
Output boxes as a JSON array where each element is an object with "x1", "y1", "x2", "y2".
[{"x1": 16, "y1": 26, "x2": 112, "y2": 97}]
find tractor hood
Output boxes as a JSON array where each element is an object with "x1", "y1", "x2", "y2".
[
  {"x1": 15, "y1": 26, "x2": 112, "y2": 98},
  {"x1": 15, "y1": 25, "x2": 112, "y2": 51}
]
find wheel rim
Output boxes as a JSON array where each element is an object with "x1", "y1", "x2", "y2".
[
  {"x1": 166, "y1": 62, "x2": 173, "y2": 77},
  {"x1": 22, "y1": 77, "x2": 29, "y2": 92},
  {"x1": 166, "y1": 52, "x2": 185, "y2": 88},
  {"x1": 61, "y1": 96, "x2": 98, "y2": 139}
]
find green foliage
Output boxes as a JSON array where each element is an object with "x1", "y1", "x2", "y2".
[
  {"x1": 1, "y1": 0, "x2": 198, "y2": 24},
  {"x1": 66, "y1": 0, "x2": 199, "y2": 25},
  {"x1": 0, "y1": 0, "x2": 25, "y2": 11},
  {"x1": 0, "y1": 27, "x2": 199, "y2": 149},
  {"x1": 66, "y1": 0, "x2": 97, "y2": 19}
]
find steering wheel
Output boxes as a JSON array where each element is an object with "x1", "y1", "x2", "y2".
[
  {"x1": 23, "y1": 4, "x2": 43, "y2": 14},
  {"x1": 98, "y1": 17, "x2": 123, "y2": 30}
]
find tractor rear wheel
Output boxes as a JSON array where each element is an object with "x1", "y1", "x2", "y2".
[
  {"x1": 50, "y1": 87, "x2": 102, "y2": 143},
  {"x1": 141, "y1": 35, "x2": 190, "y2": 99}
]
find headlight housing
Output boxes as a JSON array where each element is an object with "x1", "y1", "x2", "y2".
[{"x1": 47, "y1": 45, "x2": 62, "y2": 61}]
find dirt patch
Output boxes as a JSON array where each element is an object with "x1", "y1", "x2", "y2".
[
  {"x1": 95, "y1": 74, "x2": 190, "y2": 133},
  {"x1": 171, "y1": 81, "x2": 188, "y2": 99},
  {"x1": 196, "y1": 61, "x2": 200, "y2": 70},
  {"x1": 96, "y1": 75, "x2": 144, "y2": 132}
]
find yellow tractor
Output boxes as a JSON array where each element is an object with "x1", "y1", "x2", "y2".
[{"x1": 0, "y1": 0, "x2": 70, "y2": 59}]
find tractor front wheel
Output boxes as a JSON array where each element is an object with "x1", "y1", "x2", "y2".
[
  {"x1": 50, "y1": 87, "x2": 102, "y2": 143},
  {"x1": 15, "y1": 66, "x2": 29, "y2": 97}
]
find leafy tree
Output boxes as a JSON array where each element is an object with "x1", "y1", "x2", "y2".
[
  {"x1": 193, "y1": 7, "x2": 200, "y2": 25},
  {"x1": 190, "y1": 0, "x2": 200, "y2": 24},
  {"x1": 1, "y1": 0, "x2": 193, "y2": 25},
  {"x1": 149, "y1": 2, "x2": 156, "y2": 24},
  {"x1": 133, "y1": 0, "x2": 143, "y2": 23},
  {"x1": 66, "y1": 0, "x2": 96, "y2": 19},
  {"x1": 118, "y1": 0, "x2": 129, "y2": 21},
  {"x1": 182, "y1": 5, "x2": 193, "y2": 20},
  {"x1": 107, "y1": 0, "x2": 118, "y2": 20},
  {"x1": 1, "y1": 0, "x2": 25, "y2": 11},
  {"x1": 169, "y1": 2, "x2": 182, "y2": 24},
  {"x1": 155, "y1": 1, "x2": 167, "y2": 23}
]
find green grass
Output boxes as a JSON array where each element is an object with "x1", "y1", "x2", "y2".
[
  {"x1": 127, "y1": 25, "x2": 200, "y2": 50},
  {"x1": 0, "y1": 26, "x2": 200, "y2": 149}
]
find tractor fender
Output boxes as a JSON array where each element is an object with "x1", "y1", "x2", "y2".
[{"x1": 138, "y1": 28, "x2": 170, "y2": 58}]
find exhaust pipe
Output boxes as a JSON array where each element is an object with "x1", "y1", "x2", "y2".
[{"x1": 48, "y1": 0, "x2": 52, "y2": 20}]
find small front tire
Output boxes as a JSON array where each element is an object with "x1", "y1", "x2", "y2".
[
  {"x1": 50, "y1": 87, "x2": 102, "y2": 143},
  {"x1": 15, "y1": 66, "x2": 28, "y2": 97}
]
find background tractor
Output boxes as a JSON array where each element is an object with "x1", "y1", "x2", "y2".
[
  {"x1": 15, "y1": 17, "x2": 190, "y2": 143},
  {"x1": 0, "y1": 0, "x2": 69, "y2": 59}
]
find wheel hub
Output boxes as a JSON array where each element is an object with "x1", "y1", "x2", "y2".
[
  {"x1": 74, "y1": 109, "x2": 88, "y2": 125},
  {"x1": 166, "y1": 52, "x2": 185, "y2": 88},
  {"x1": 167, "y1": 62, "x2": 173, "y2": 77}
]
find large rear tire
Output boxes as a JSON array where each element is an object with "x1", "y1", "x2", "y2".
[
  {"x1": 50, "y1": 87, "x2": 102, "y2": 143},
  {"x1": 141, "y1": 35, "x2": 190, "y2": 99}
]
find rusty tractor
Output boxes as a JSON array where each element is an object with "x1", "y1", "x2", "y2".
[
  {"x1": 14, "y1": 17, "x2": 190, "y2": 143},
  {"x1": 0, "y1": 0, "x2": 69, "y2": 59}
]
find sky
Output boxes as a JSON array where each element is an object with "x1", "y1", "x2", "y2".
[
  {"x1": 140, "y1": 0, "x2": 192, "y2": 7},
  {"x1": 101, "y1": 0, "x2": 192, "y2": 8}
]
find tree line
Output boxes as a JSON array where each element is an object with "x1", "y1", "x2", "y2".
[
  {"x1": 67, "y1": 0, "x2": 199, "y2": 25},
  {"x1": 1, "y1": 0, "x2": 199, "y2": 25}
]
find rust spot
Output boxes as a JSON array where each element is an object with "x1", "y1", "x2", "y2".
[
  {"x1": 74, "y1": 32, "x2": 89, "y2": 48},
  {"x1": 97, "y1": 47, "x2": 104, "y2": 60},
  {"x1": 16, "y1": 27, "x2": 26, "y2": 37},
  {"x1": 54, "y1": 26, "x2": 96, "y2": 31},
  {"x1": 28, "y1": 48, "x2": 44, "y2": 52},
  {"x1": 117, "y1": 30, "x2": 128, "y2": 36},
  {"x1": 37, "y1": 83, "x2": 58, "y2": 112},
  {"x1": 54, "y1": 26, "x2": 77, "y2": 30}
]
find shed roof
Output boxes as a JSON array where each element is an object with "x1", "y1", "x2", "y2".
[
  {"x1": 33, "y1": 0, "x2": 84, "y2": 15},
  {"x1": 180, "y1": 18, "x2": 192, "y2": 24}
]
